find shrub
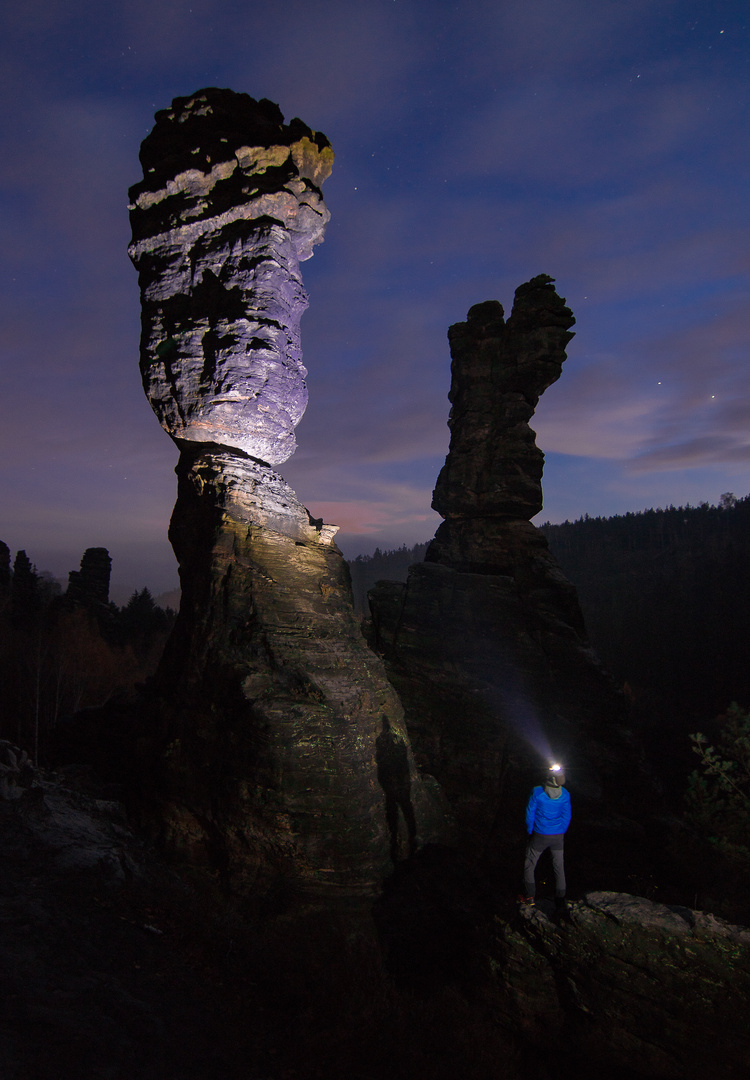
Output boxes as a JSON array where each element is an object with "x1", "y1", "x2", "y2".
[{"x1": 686, "y1": 702, "x2": 750, "y2": 863}]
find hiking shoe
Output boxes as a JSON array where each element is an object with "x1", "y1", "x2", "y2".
[{"x1": 518, "y1": 895, "x2": 535, "y2": 906}]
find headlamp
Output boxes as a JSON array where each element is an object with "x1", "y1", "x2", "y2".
[{"x1": 549, "y1": 762, "x2": 562, "y2": 773}]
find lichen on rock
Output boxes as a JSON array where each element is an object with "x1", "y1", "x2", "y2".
[{"x1": 492, "y1": 891, "x2": 750, "y2": 1077}]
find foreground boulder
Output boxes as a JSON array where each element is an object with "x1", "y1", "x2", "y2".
[
  {"x1": 494, "y1": 891, "x2": 750, "y2": 1078},
  {"x1": 1, "y1": 756, "x2": 747, "y2": 1079}
]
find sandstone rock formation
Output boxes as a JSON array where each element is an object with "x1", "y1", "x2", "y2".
[
  {"x1": 369, "y1": 277, "x2": 644, "y2": 856},
  {"x1": 434, "y1": 283, "x2": 570, "y2": 512},
  {"x1": 65, "y1": 547, "x2": 112, "y2": 607},
  {"x1": 429, "y1": 276, "x2": 576, "y2": 568},
  {"x1": 3, "y1": 757, "x2": 747, "y2": 1080},
  {"x1": 128, "y1": 90, "x2": 448, "y2": 901},
  {"x1": 128, "y1": 88, "x2": 333, "y2": 465},
  {"x1": 494, "y1": 890, "x2": 750, "y2": 1077}
]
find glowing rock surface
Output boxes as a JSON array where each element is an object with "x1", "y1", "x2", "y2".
[
  {"x1": 128, "y1": 88, "x2": 333, "y2": 464},
  {"x1": 127, "y1": 91, "x2": 451, "y2": 897}
]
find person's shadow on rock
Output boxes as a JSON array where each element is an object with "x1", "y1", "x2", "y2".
[{"x1": 376, "y1": 715, "x2": 418, "y2": 864}]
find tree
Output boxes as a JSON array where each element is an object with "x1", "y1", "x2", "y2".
[
  {"x1": 685, "y1": 703, "x2": 750, "y2": 864},
  {"x1": 116, "y1": 587, "x2": 172, "y2": 659},
  {"x1": 11, "y1": 550, "x2": 42, "y2": 633},
  {"x1": 0, "y1": 543, "x2": 176, "y2": 761},
  {"x1": 346, "y1": 542, "x2": 430, "y2": 613}
]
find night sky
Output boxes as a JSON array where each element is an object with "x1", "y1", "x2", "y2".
[{"x1": 1, "y1": 1, "x2": 748, "y2": 600}]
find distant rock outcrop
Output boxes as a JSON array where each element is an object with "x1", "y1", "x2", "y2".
[
  {"x1": 0, "y1": 541, "x2": 10, "y2": 601},
  {"x1": 127, "y1": 89, "x2": 448, "y2": 901},
  {"x1": 65, "y1": 547, "x2": 112, "y2": 607},
  {"x1": 432, "y1": 279, "x2": 573, "y2": 534},
  {"x1": 369, "y1": 278, "x2": 643, "y2": 855}
]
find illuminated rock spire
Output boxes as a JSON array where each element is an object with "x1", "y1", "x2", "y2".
[
  {"x1": 127, "y1": 90, "x2": 449, "y2": 899},
  {"x1": 128, "y1": 87, "x2": 333, "y2": 464}
]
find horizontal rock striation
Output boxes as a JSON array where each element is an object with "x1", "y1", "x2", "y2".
[
  {"x1": 147, "y1": 447, "x2": 450, "y2": 896},
  {"x1": 128, "y1": 88, "x2": 333, "y2": 464},
  {"x1": 127, "y1": 91, "x2": 449, "y2": 900}
]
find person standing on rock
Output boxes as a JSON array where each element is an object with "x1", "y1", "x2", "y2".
[{"x1": 521, "y1": 765, "x2": 571, "y2": 908}]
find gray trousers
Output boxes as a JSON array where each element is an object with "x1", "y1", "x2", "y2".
[{"x1": 523, "y1": 832, "x2": 566, "y2": 899}]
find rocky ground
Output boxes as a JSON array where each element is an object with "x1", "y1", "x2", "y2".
[
  {"x1": 0, "y1": 769, "x2": 255, "y2": 1079},
  {"x1": 1, "y1": 749, "x2": 749, "y2": 1080}
]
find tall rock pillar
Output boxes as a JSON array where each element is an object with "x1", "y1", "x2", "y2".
[
  {"x1": 369, "y1": 277, "x2": 638, "y2": 856},
  {"x1": 429, "y1": 276, "x2": 576, "y2": 571},
  {"x1": 128, "y1": 89, "x2": 447, "y2": 900}
]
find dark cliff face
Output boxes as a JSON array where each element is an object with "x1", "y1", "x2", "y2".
[
  {"x1": 127, "y1": 90, "x2": 449, "y2": 900},
  {"x1": 369, "y1": 278, "x2": 649, "y2": 858},
  {"x1": 432, "y1": 277, "x2": 575, "y2": 531}
]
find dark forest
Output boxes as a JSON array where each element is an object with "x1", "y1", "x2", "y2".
[
  {"x1": 0, "y1": 543, "x2": 174, "y2": 765},
  {"x1": 348, "y1": 495, "x2": 750, "y2": 769}
]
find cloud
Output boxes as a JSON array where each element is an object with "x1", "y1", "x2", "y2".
[
  {"x1": 112, "y1": 0, "x2": 428, "y2": 135},
  {"x1": 534, "y1": 373, "x2": 660, "y2": 461},
  {"x1": 1, "y1": 0, "x2": 749, "y2": 578},
  {"x1": 538, "y1": 451, "x2": 750, "y2": 527},
  {"x1": 305, "y1": 495, "x2": 437, "y2": 538},
  {"x1": 306, "y1": 487, "x2": 441, "y2": 557},
  {"x1": 533, "y1": 287, "x2": 750, "y2": 476},
  {"x1": 282, "y1": 450, "x2": 442, "y2": 553},
  {"x1": 628, "y1": 437, "x2": 750, "y2": 474},
  {"x1": 438, "y1": 11, "x2": 745, "y2": 189}
]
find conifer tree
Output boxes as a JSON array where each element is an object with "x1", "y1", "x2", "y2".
[{"x1": 686, "y1": 703, "x2": 750, "y2": 864}]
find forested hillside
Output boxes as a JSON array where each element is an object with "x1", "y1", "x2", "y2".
[
  {"x1": 347, "y1": 543, "x2": 429, "y2": 613},
  {"x1": 10, "y1": 495, "x2": 749, "y2": 779},
  {"x1": 0, "y1": 543, "x2": 174, "y2": 764},
  {"x1": 347, "y1": 498, "x2": 750, "y2": 776},
  {"x1": 539, "y1": 494, "x2": 750, "y2": 733}
]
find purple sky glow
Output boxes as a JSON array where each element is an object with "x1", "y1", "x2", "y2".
[{"x1": 1, "y1": 1, "x2": 748, "y2": 601}]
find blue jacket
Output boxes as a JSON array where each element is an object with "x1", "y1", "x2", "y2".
[{"x1": 526, "y1": 786, "x2": 571, "y2": 835}]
